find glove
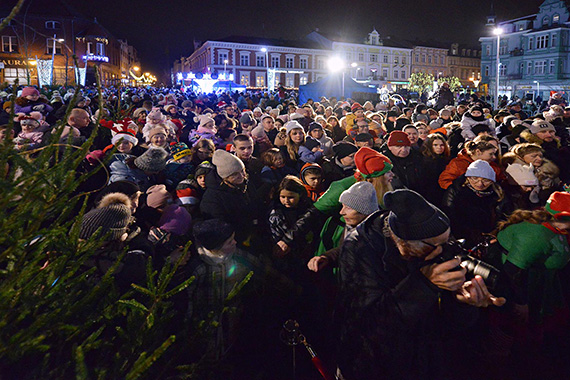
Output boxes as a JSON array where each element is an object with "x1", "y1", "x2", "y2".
[{"x1": 32, "y1": 104, "x2": 45, "y2": 111}]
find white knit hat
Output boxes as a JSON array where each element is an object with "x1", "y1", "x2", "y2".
[
  {"x1": 506, "y1": 163, "x2": 538, "y2": 186},
  {"x1": 284, "y1": 120, "x2": 304, "y2": 135},
  {"x1": 339, "y1": 182, "x2": 379, "y2": 216},
  {"x1": 465, "y1": 160, "x2": 496, "y2": 182},
  {"x1": 212, "y1": 149, "x2": 245, "y2": 179}
]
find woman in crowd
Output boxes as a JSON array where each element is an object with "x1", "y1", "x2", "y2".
[
  {"x1": 438, "y1": 136, "x2": 503, "y2": 190},
  {"x1": 420, "y1": 134, "x2": 451, "y2": 207},
  {"x1": 442, "y1": 160, "x2": 510, "y2": 245},
  {"x1": 279, "y1": 120, "x2": 306, "y2": 172}
]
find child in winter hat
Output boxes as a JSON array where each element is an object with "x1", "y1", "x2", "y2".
[
  {"x1": 165, "y1": 142, "x2": 194, "y2": 186},
  {"x1": 13, "y1": 112, "x2": 44, "y2": 150}
]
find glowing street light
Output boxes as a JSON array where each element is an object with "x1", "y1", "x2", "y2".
[
  {"x1": 493, "y1": 27, "x2": 503, "y2": 110},
  {"x1": 328, "y1": 56, "x2": 347, "y2": 98},
  {"x1": 132, "y1": 66, "x2": 140, "y2": 72},
  {"x1": 534, "y1": 80, "x2": 540, "y2": 102}
]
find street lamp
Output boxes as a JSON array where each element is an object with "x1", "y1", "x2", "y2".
[
  {"x1": 261, "y1": 47, "x2": 269, "y2": 88},
  {"x1": 493, "y1": 27, "x2": 503, "y2": 110},
  {"x1": 470, "y1": 77, "x2": 481, "y2": 91},
  {"x1": 223, "y1": 59, "x2": 228, "y2": 80},
  {"x1": 534, "y1": 80, "x2": 540, "y2": 102},
  {"x1": 51, "y1": 35, "x2": 65, "y2": 85},
  {"x1": 328, "y1": 56, "x2": 346, "y2": 98}
]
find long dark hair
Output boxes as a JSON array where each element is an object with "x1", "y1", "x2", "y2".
[{"x1": 421, "y1": 134, "x2": 450, "y2": 159}]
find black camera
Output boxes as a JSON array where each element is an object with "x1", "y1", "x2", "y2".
[{"x1": 436, "y1": 239, "x2": 501, "y2": 292}]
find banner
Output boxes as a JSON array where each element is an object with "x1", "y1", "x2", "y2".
[
  {"x1": 77, "y1": 67, "x2": 86, "y2": 86},
  {"x1": 36, "y1": 59, "x2": 52, "y2": 88},
  {"x1": 268, "y1": 68, "x2": 276, "y2": 92}
]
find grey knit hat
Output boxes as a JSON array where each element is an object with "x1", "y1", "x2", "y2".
[
  {"x1": 80, "y1": 193, "x2": 132, "y2": 241},
  {"x1": 465, "y1": 159, "x2": 496, "y2": 182},
  {"x1": 212, "y1": 149, "x2": 245, "y2": 179},
  {"x1": 384, "y1": 189, "x2": 450, "y2": 240},
  {"x1": 134, "y1": 147, "x2": 168, "y2": 172},
  {"x1": 339, "y1": 182, "x2": 379, "y2": 216}
]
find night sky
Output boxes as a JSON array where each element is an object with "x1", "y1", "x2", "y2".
[{"x1": 7, "y1": 0, "x2": 544, "y2": 81}]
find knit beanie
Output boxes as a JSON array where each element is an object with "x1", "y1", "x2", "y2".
[
  {"x1": 471, "y1": 124, "x2": 491, "y2": 136},
  {"x1": 170, "y1": 141, "x2": 192, "y2": 161},
  {"x1": 146, "y1": 184, "x2": 172, "y2": 209},
  {"x1": 21, "y1": 87, "x2": 40, "y2": 98},
  {"x1": 387, "y1": 110, "x2": 399, "y2": 118},
  {"x1": 251, "y1": 125, "x2": 268, "y2": 140},
  {"x1": 304, "y1": 136, "x2": 321, "y2": 151},
  {"x1": 133, "y1": 107, "x2": 148, "y2": 119},
  {"x1": 308, "y1": 122, "x2": 323, "y2": 133},
  {"x1": 285, "y1": 120, "x2": 304, "y2": 135},
  {"x1": 195, "y1": 160, "x2": 215, "y2": 177},
  {"x1": 530, "y1": 119, "x2": 556, "y2": 134},
  {"x1": 506, "y1": 163, "x2": 539, "y2": 186},
  {"x1": 146, "y1": 126, "x2": 168, "y2": 143},
  {"x1": 439, "y1": 108, "x2": 451, "y2": 117},
  {"x1": 355, "y1": 133, "x2": 374, "y2": 143},
  {"x1": 384, "y1": 189, "x2": 450, "y2": 240},
  {"x1": 2, "y1": 101, "x2": 12, "y2": 111},
  {"x1": 240, "y1": 112, "x2": 255, "y2": 126},
  {"x1": 339, "y1": 182, "x2": 379, "y2": 216},
  {"x1": 465, "y1": 160, "x2": 496, "y2": 182},
  {"x1": 176, "y1": 179, "x2": 200, "y2": 205},
  {"x1": 134, "y1": 147, "x2": 168, "y2": 172},
  {"x1": 387, "y1": 131, "x2": 411, "y2": 147},
  {"x1": 193, "y1": 219, "x2": 234, "y2": 250},
  {"x1": 261, "y1": 113, "x2": 274, "y2": 122},
  {"x1": 545, "y1": 191, "x2": 570, "y2": 220},
  {"x1": 80, "y1": 193, "x2": 132, "y2": 240},
  {"x1": 332, "y1": 141, "x2": 358, "y2": 159},
  {"x1": 351, "y1": 102, "x2": 364, "y2": 112},
  {"x1": 354, "y1": 147, "x2": 393, "y2": 178},
  {"x1": 159, "y1": 204, "x2": 191, "y2": 236},
  {"x1": 212, "y1": 149, "x2": 245, "y2": 179},
  {"x1": 194, "y1": 114, "x2": 215, "y2": 129},
  {"x1": 511, "y1": 123, "x2": 530, "y2": 139}
]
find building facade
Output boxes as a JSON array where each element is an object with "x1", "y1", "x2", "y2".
[
  {"x1": 480, "y1": 0, "x2": 570, "y2": 99},
  {"x1": 174, "y1": 37, "x2": 330, "y2": 89},
  {"x1": 410, "y1": 44, "x2": 448, "y2": 79},
  {"x1": 307, "y1": 30, "x2": 413, "y2": 91},
  {"x1": 447, "y1": 43, "x2": 481, "y2": 89},
  {"x1": 0, "y1": 0, "x2": 136, "y2": 86}
]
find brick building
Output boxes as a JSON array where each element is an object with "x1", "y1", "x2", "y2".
[
  {"x1": 0, "y1": 0, "x2": 138, "y2": 86},
  {"x1": 174, "y1": 36, "x2": 330, "y2": 89}
]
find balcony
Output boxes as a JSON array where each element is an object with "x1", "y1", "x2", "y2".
[{"x1": 510, "y1": 49, "x2": 524, "y2": 57}]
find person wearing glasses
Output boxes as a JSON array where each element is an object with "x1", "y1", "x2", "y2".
[
  {"x1": 334, "y1": 189, "x2": 505, "y2": 380},
  {"x1": 441, "y1": 160, "x2": 512, "y2": 246}
]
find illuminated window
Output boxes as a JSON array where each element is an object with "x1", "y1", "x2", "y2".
[{"x1": 2, "y1": 36, "x2": 18, "y2": 53}]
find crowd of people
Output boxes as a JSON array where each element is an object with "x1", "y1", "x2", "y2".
[{"x1": 1, "y1": 83, "x2": 570, "y2": 379}]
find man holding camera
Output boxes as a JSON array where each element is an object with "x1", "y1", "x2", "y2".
[{"x1": 335, "y1": 189, "x2": 505, "y2": 380}]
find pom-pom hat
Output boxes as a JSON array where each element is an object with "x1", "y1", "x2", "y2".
[
  {"x1": 79, "y1": 193, "x2": 132, "y2": 240},
  {"x1": 212, "y1": 149, "x2": 245, "y2": 179},
  {"x1": 134, "y1": 147, "x2": 168, "y2": 172},
  {"x1": 170, "y1": 141, "x2": 192, "y2": 161}
]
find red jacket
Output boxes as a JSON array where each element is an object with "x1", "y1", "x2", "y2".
[{"x1": 438, "y1": 149, "x2": 505, "y2": 190}]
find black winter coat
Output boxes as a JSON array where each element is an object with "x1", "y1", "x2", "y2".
[
  {"x1": 441, "y1": 175, "x2": 511, "y2": 245},
  {"x1": 382, "y1": 148, "x2": 424, "y2": 192},
  {"x1": 200, "y1": 172, "x2": 261, "y2": 247},
  {"x1": 336, "y1": 211, "x2": 479, "y2": 380}
]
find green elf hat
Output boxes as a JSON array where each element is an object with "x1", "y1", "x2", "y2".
[{"x1": 545, "y1": 191, "x2": 570, "y2": 220}]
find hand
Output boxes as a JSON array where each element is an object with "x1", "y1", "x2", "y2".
[
  {"x1": 307, "y1": 256, "x2": 329, "y2": 272},
  {"x1": 273, "y1": 240, "x2": 290, "y2": 258},
  {"x1": 420, "y1": 258, "x2": 466, "y2": 292},
  {"x1": 455, "y1": 275, "x2": 507, "y2": 307},
  {"x1": 32, "y1": 104, "x2": 45, "y2": 111}
]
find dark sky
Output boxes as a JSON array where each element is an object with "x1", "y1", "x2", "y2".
[{"x1": 8, "y1": 0, "x2": 545, "y2": 80}]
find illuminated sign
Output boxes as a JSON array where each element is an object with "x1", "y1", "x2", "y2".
[{"x1": 82, "y1": 54, "x2": 109, "y2": 63}]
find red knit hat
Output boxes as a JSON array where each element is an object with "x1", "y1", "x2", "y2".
[
  {"x1": 387, "y1": 131, "x2": 411, "y2": 147},
  {"x1": 351, "y1": 102, "x2": 364, "y2": 112},
  {"x1": 545, "y1": 191, "x2": 570, "y2": 220},
  {"x1": 354, "y1": 147, "x2": 393, "y2": 179}
]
